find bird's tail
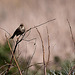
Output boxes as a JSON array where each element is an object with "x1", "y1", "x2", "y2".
[{"x1": 10, "y1": 34, "x2": 15, "y2": 39}]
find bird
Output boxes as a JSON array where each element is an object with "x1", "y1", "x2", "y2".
[{"x1": 10, "y1": 24, "x2": 25, "y2": 39}]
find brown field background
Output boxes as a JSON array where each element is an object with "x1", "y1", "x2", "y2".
[{"x1": 0, "y1": 0, "x2": 75, "y2": 63}]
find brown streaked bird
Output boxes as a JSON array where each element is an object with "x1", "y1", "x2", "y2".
[{"x1": 10, "y1": 24, "x2": 25, "y2": 39}]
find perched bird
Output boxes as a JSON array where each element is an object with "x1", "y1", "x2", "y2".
[{"x1": 10, "y1": 24, "x2": 25, "y2": 39}]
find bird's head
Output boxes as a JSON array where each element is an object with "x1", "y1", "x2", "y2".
[
  {"x1": 19, "y1": 24, "x2": 25, "y2": 32},
  {"x1": 20, "y1": 24, "x2": 24, "y2": 28}
]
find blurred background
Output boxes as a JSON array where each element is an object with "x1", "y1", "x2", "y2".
[{"x1": 0, "y1": 0, "x2": 75, "y2": 73}]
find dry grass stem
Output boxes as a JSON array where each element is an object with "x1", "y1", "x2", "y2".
[
  {"x1": 36, "y1": 28, "x2": 47, "y2": 75},
  {"x1": 46, "y1": 26, "x2": 50, "y2": 66},
  {"x1": 5, "y1": 35, "x2": 22, "y2": 75},
  {"x1": 67, "y1": 19, "x2": 75, "y2": 52}
]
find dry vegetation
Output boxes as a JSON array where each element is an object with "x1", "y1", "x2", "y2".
[{"x1": 0, "y1": 0, "x2": 75, "y2": 75}]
